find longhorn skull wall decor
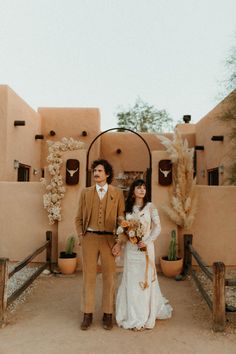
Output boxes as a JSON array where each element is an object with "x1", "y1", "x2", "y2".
[
  {"x1": 66, "y1": 159, "x2": 80, "y2": 185},
  {"x1": 158, "y1": 159, "x2": 172, "y2": 186}
]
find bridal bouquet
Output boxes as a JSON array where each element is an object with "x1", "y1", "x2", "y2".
[{"x1": 116, "y1": 218, "x2": 146, "y2": 251}]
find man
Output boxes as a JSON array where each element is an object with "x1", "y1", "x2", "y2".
[{"x1": 75, "y1": 159, "x2": 125, "y2": 330}]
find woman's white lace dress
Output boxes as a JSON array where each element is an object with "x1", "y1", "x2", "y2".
[{"x1": 116, "y1": 202, "x2": 172, "y2": 330}]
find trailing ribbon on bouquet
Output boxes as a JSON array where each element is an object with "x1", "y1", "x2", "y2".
[{"x1": 139, "y1": 252, "x2": 156, "y2": 290}]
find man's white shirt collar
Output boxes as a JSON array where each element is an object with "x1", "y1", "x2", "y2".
[{"x1": 96, "y1": 183, "x2": 108, "y2": 199}]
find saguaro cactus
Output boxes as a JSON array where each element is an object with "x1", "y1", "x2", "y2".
[{"x1": 168, "y1": 230, "x2": 177, "y2": 261}]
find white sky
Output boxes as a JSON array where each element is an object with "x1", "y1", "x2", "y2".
[{"x1": 0, "y1": 0, "x2": 235, "y2": 130}]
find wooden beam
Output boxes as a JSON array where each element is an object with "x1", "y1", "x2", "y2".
[
  {"x1": 212, "y1": 262, "x2": 225, "y2": 332},
  {"x1": 0, "y1": 258, "x2": 9, "y2": 327}
]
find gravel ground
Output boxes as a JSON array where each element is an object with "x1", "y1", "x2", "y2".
[
  {"x1": 192, "y1": 268, "x2": 236, "y2": 308},
  {"x1": 7, "y1": 263, "x2": 43, "y2": 313}
]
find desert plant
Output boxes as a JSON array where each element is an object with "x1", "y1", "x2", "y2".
[
  {"x1": 65, "y1": 235, "x2": 76, "y2": 255},
  {"x1": 168, "y1": 230, "x2": 177, "y2": 261}
]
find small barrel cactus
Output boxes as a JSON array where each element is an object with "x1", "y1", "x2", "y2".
[{"x1": 168, "y1": 230, "x2": 177, "y2": 261}]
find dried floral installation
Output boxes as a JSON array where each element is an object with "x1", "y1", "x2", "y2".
[
  {"x1": 42, "y1": 137, "x2": 85, "y2": 224},
  {"x1": 158, "y1": 129, "x2": 197, "y2": 230}
]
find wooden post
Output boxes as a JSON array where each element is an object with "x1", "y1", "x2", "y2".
[
  {"x1": 183, "y1": 234, "x2": 193, "y2": 276},
  {"x1": 46, "y1": 231, "x2": 53, "y2": 273},
  {"x1": 0, "y1": 258, "x2": 9, "y2": 327},
  {"x1": 212, "y1": 261, "x2": 225, "y2": 332}
]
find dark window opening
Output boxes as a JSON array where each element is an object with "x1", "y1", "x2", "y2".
[
  {"x1": 18, "y1": 164, "x2": 30, "y2": 182},
  {"x1": 208, "y1": 168, "x2": 219, "y2": 186}
]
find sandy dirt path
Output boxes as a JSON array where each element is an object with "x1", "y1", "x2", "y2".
[{"x1": 0, "y1": 272, "x2": 235, "y2": 354}]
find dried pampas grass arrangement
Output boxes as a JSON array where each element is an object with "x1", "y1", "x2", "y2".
[{"x1": 158, "y1": 129, "x2": 198, "y2": 230}]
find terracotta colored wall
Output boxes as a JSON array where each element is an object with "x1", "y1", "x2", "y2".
[
  {"x1": 0, "y1": 182, "x2": 57, "y2": 261},
  {"x1": 39, "y1": 107, "x2": 101, "y2": 169},
  {"x1": 0, "y1": 86, "x2": 7, "y2": 180},
  {"x1": 189, "y1": 185, "x2": 236, "y2": 266},
  {"x1": 195, "y1": 97, "x2": 233, "y2": 185},
  {"x1": 4, "y1": 86, "x2": 42, "y2": 182},
  {"x1": 100, "y1": 131, "x2": 195, "y2": 181}
]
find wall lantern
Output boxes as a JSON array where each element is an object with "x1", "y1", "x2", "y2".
[
  {"x1": 49, "y1": 130, "x2": 56, "y2": 136},
  {"x1": 219, "y1": 165, "x2": 224, "y2": 174},
  {"x1": 14, "y1": 159, "x2": 20, "y2": 169},
  {"x1": 200, "y1": 169, "x2": 205, "y2": 178},
  {"x1": 116, "y1": 148, "x2": 122, "y2": 154},
  {"x1": 211, "y1": 135, "x2": 224, "y2": 141},
  {"x1": 35, "y1": 134, "x2": 44, "y2": 140},
  {"x1": 183, "y1": 115, "x2": 191, "y2": 124},
  {"x1": 195, "y1": 145, "x2": 204, "y2": 151},
  {"x1": 14, "y1": 120, "x2": 25, "y2": 126},
  {"x1": 81, "y1": 130, "x2": 87, "y2": 136},
  {"x1": 33, "y1": 168, "x2": 38, "y2": 175}
]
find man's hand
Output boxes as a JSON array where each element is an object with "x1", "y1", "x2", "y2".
[{"x1": 112, "y1": 242, "x2": 121, "y2": 257}]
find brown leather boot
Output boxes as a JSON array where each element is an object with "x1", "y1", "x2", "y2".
[
  {"x1": 102, "y1": 313, "x2": 113, "y2": 330},
  {"x1": 80, "y1": 313, "x2": 93, "y2": 330}
]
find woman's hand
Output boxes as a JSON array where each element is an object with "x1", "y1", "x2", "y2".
[{"x1": 137, "y1": 241, "x2": 146, "y2": 249}]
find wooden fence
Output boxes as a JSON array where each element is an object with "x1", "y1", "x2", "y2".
[
  {"x1": 183, "y1": 234, "x2": 236, "y2": 332},
  {"x1": 0, "y1": 231, "x2": 52, "y2": 327}
]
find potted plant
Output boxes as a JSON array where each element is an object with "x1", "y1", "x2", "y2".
[
  {"x1": 160, "y1": 230, "x2": 183, "y2": 278},
  {"x1": 58, "y1": 235, "x2": 77, "y2": 275}
]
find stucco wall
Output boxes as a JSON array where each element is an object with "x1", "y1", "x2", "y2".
[
  {"x1": 4, "y1": 86, "x2": 42, "y2": 182},
  {"x1": 39, "y1": 107, "x2": 101, "y2": 170},
  {"x1": 0, "y1": 182, "x2": 57, "y2": 262},
  {"x1": 0, "y1": 86, "x2": 7, "y2": 180},
  {"x1": 189, "y1": 185, "x2": 236, "y2": 266},
  {"x1": 195, "y1": 95, "x2": 234, "y2": 186},
  {"x1": 100, "y1": 130, "x2": 195, "y2": 181}
]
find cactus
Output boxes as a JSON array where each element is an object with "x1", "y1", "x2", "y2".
[
  {"x1": 167, "y1": 230, "x2": 177, "y2": 261},
  {"x1": 65, "y1": 235, "x2": 76, "y2": 255}
]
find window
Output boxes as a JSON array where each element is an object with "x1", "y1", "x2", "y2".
[
  {"x1": 208, "y1": 168, "x2": 219, "y2": 186},
  {"x1": 18, "y1": 164, "x2": 30, "y2": 182}
]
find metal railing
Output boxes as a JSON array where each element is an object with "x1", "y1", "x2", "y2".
[{"x1": 0, "y1": 231, "x2": 52, "y2": 327}]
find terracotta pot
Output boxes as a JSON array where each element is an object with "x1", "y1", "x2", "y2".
[
  {"x1": 160, "y1": 256, "x2": 183, "y2": 278},
  {"x1": 58, "y1": 252, "x2": 77, "y2": 275}
]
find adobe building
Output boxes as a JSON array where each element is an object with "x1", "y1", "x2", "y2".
[{"x1": 0, "y1": 85, "x2": 235, "y2": 267}]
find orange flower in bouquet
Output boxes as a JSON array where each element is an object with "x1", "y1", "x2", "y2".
[{"x1": 116, "y1": 218, "x2": 146, "y2": 251}]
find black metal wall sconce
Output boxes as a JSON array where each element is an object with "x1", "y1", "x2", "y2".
[
  {"x1": 211, "y1": 135, "x2": 224, "y2": 141},
  {"x1": 14, "y1": 120, "x2": 25, "y2": 126},
  {"x1": 195, "y1": 145, "x2": 204, "y2": 151},
  {"x1": 13, "y1": 159, "x2": 20, "y2": 169},
  {"x1": 183, "y1": 115, "x2": 191, "y2": 124},
  {"x1": 35, "y1": 134, "x2": 44, "y2": 140},
  {"x1": 81, "y1": 130, "x2": 88, "y2": 136},
  {"x1": 49, "y1": 130, "x2": 56, "y2": 136},
  {"x1": 116, "y1": 148, "x2": 122, "y2": 154}
]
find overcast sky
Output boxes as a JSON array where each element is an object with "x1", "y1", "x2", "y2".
[{"x1": 0, "y1": 0, "x2": 235, "y2": 130}]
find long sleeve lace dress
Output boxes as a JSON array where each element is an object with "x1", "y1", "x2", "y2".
[{"x1": 116, "y1": 202, "x2": 172, "y2": 330}]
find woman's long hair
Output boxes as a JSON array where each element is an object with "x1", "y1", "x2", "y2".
[{"x1": 125, "y1": 179, "x2": 149, "y2": 213}]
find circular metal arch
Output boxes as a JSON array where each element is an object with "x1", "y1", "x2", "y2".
[{"x1": 86, "y1": 127, "x2": 152, "y2": 196}]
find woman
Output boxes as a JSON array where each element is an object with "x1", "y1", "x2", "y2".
[{"x1": 115, "y1": 179, "x2": 172, "y2": 330}]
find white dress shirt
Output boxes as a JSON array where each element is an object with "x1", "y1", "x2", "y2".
[{"x1": 96, "y1": 183, "x2": 108, "y2": 200}]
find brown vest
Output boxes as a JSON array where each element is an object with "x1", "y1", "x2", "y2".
[{"x1": 88, "y1": 191, "x2": 108, "y2": 231}]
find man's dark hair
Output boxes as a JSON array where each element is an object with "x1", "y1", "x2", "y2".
[
  {"x1": 125, "y1": 179, "x2": 149, "y2": 213},
  {"x1": 91, "y1": 159, "x2": 114, "y2": 184}
]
